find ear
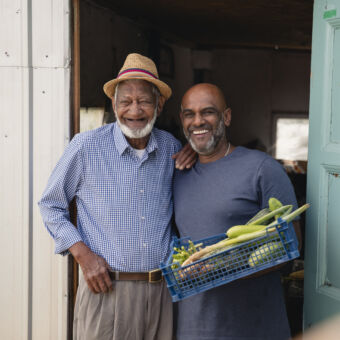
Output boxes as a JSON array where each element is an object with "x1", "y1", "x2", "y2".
[
  {"x1": 157, "y1": 96, "x2": 166, "y2": 116},
  {"x1": 223, "y1": 108, "x2": 232, "y2": 127},
  {"x1": 179, "y1": 110, "x2": 184, "y2": 123}
]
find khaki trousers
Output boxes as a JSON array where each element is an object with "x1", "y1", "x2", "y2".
[{"x1": 73, "y1": 272, "x2": 173, "y2": 340}]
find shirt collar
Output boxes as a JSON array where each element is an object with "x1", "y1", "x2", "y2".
[
  {"x1": 146, "y1": 129, "x2": 158, "y2": 154},
  {"x1": 113, "y1": 122, "x2": 158, "y2": 155}
]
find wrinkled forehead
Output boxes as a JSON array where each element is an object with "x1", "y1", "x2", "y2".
[{"x1": 117, "y1": 79, "x2": 154, "y2": 97}]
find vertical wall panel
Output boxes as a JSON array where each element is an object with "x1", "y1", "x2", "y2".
[
  {"x1": 31, "y1": 0, "x2": 71, "y2": 68},
  {"x1": 31, "y1": 0, "x2": 71, "y2": 339},
  {"x1": 0, "y1": 0, "x2": 28, "y2": 66},
  {"x1": 32, "y1": 67, "x2": 70, "y2": 340},
  {"x1": 1, "y1": 0, "x2": 70, "y2": 339},
  {"x1": 0, "y1": 67, "x2": 29, "y2": 340},
  {"x1": 0, "y1": 1, "x2": 29, "y2": 339}
]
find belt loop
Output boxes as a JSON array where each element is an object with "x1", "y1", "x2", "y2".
[{"x1": 115, "y1": 271, "x2": 120, "y2": 280}]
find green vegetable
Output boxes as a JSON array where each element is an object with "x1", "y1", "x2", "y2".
[
  {"x1": 267, "y1": 197, "x2": 294, "y2": 220},
  {"x1": 246, "y1": 208, "x2": 271, "y2": 225},
  {"x1": 171, "y1": 240, "x2": 202, "y2": 268},
  {"x1": 269, "y1": 197, "x2": 284, "y2": 219},
  {"x1": 248, "y1": 242, "x2": 284, "y2": 267},
  {"x1": 183, "y1": 228, "x2": 277, "y2": 266},
  {"x1": 226, "y1": 224, "x2": 268, "y2": 239},
  {"x1": 201, "y1": 244, "x2": 235, "y2": 259},
  {"x1": 267, "y1": 204, "x2": 310, "y2": 227},
  {"x1": 268, "y1": 197, "x2": 283, "y2": 211},
  {"x1": 178, "y1": 202, "x2": 310, "y2": 268},
  {"x1": 247, "y1": 205, "x2": 292, "y2": 225},
  {"x1": 279, "y1": 205, "x2": 293, "y2": 218}
]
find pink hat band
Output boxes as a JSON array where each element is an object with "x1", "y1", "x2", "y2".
[{"x1": 118, "y1": 68, "x2": 158, "y2": 80}]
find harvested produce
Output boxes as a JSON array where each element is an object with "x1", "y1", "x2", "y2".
[
  {"x1": 226, "y1": 224, "x2": 268, "y2": 239},
  {"x1": 246, "y1": 208, "x2": 271, "y2": 225},
  {"x1": 266, "y1": 203, "x2": 309, "y2": 227},
  {"x1": 248, "y1": 242, "x2": 284, "y2": 267},
  {"x1": 268, "y1": 197, "x2": 282, "y2": 212},
  {"x1": 171, "y1": 240, "x2": 202, "y2": 268},
  {"x1": 171, "y1": 199, "x2": 310, "y2": 269},
  {"x1": 244, "y1": 204, "x2": 292, "y2": 226},
  {"x1": 182, "y1": 228, "x2": 269, "y2": 266}
]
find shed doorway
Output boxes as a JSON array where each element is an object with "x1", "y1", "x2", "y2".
[{"x1": 70, "y1": 0, "x2": 313, "y2": 338}]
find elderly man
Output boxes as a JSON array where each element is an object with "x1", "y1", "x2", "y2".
[
  {"x1": 38, "y1": 53, "x2": 195, "y2": 340},
  {"x1": 173, "y1": 83, "x2": 301, "y2": 340}
]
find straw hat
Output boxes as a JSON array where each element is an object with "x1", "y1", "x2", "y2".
[{"x1": 103, "y1": 53, "x2": 172, "y2": 100}]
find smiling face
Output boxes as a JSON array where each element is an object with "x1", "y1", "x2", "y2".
[
  {"x1": 180, "y1": 84, "x2": 231, "y2": 158},
  {"x1": 112, "y1": 80, "x2": 161, "y2": 148}
]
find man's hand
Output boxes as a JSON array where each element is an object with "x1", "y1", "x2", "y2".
[
  {"x1": 172, "y1": 143, "x2": 197, "y2": 170},
  {"x1": 70, "y1": 242, "x2": 112, "y2": 294}
]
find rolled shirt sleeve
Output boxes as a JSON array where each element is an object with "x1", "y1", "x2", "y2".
[{"x1": 38, "y1": 134, "x2": 84, "y2": 254}]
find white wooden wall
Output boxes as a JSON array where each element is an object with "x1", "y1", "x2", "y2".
[{"x1": 0, "y1": 0, "x2": 71, "y2": 339}]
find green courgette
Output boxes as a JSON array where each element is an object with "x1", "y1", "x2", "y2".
[{"x1": 248, "y1": 241, "x2": 284, "y2": 267}]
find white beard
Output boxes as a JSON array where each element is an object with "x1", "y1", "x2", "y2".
[{"x1": 116, "y1": 109, "x2": 157, "y2": 139}]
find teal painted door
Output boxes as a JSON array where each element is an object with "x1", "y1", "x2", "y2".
[{"x1": 304, "y1": 0, "x2": 340, "y2": 329}]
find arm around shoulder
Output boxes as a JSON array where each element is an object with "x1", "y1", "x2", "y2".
[{"x1": 172, "y1": 143, "x2": 197, "y2": 170}]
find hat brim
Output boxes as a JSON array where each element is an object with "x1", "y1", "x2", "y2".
[{"x1": 103, "y1": 76, "x2": 172, "y2": 100}]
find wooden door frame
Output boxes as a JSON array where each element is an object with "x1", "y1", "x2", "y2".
[{"x1": 68, "y1": 0, "x2": 80, "y2": 339}]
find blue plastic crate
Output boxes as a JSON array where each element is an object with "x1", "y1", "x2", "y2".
[{"x1": 160, "y1": 218, "x2": 299, "y2": 302}]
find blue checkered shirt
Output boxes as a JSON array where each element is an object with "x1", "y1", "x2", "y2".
[{"x1": 38, "y1": 123, "x2": 181, "y2": 272}]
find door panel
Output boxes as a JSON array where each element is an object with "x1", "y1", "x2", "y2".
[
  {"x1": 331, "y1": 25, "x2": 340, "y2": 141},
  {"x1": 326, "y1": 173, "x2": 340, "y2": 288},
  {"x1": 304, "y1": 0, "x2": 340, "y2": 329}
]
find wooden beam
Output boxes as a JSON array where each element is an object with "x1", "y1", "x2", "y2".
[{"x1": 68, "y1": 1, "x2": 80, "y2": 339}]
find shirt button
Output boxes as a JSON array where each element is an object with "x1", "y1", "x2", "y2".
[
  {"x1": 140, "y1": 189, "x2": 144, "y2": 193},
  {"x1": 141, "y1": 216, "x2": 145, "y2": 220},
  {"x1": 143, "y1": 243, "x2": 147, "y2": 247}
]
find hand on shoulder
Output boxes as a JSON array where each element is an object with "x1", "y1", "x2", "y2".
[{"x1": 172, "y1": 143, "x2": 197, "y2": 170}]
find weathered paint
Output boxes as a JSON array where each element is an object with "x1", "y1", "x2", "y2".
[{"x1": 323, "y1": 9, "x2": 337, "y2": 19}]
